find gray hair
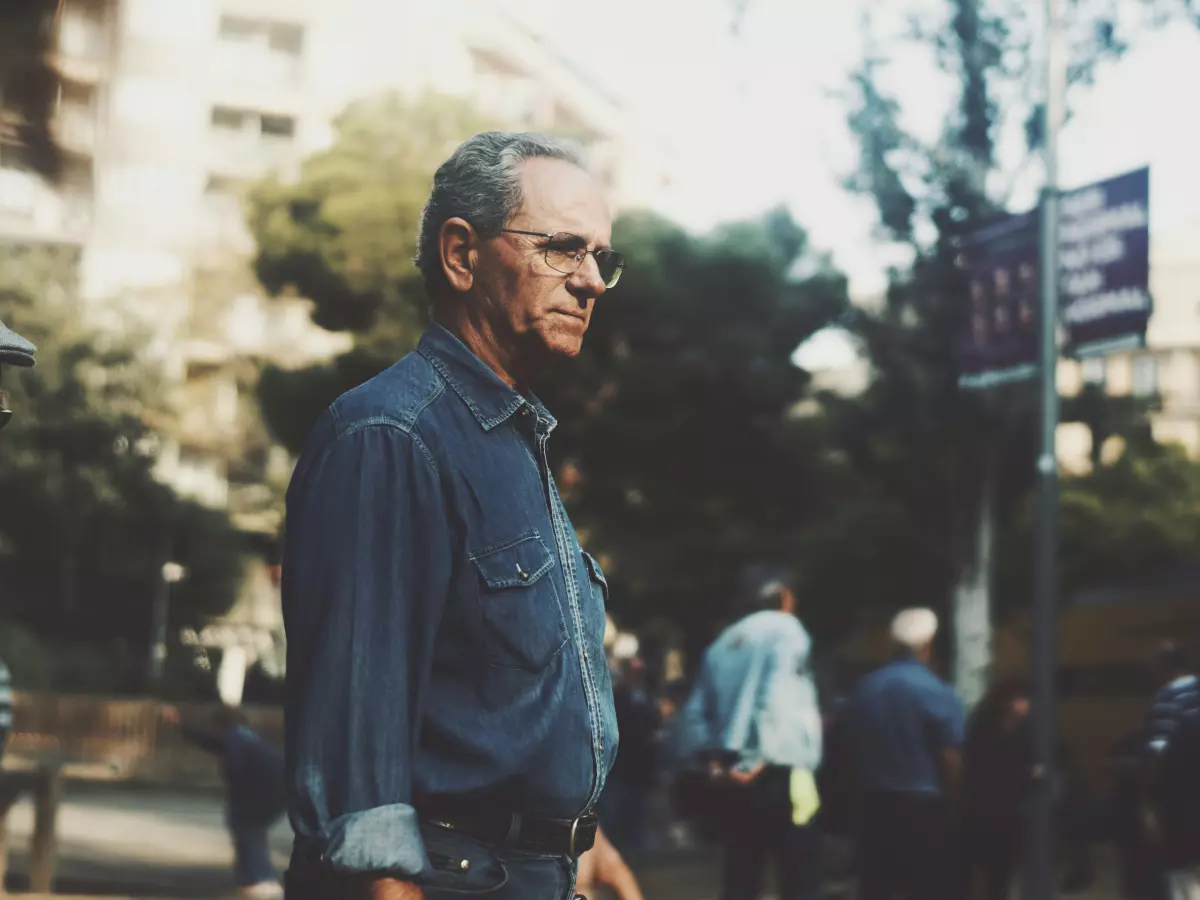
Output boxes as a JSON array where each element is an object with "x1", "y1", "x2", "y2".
[{"x1": 415, "y1": 131, "x2": 588, "y2": 293}]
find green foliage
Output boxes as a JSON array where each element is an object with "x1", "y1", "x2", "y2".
[
  {"x1": 0, "y1": 249, "x2": 246, "y2": 673},
  {"x1": 535, "y1": 208, "x2": 850, "y2": 640},
  {"x1": 999, "y1": 445, "x2": 1200, "y2": 598},
  {"x1": 248, "y1": 92, "x2": 497, "y2": 450},
  {"x1": 824, "y1": 0, "x2": 1197, "y2": 622}
]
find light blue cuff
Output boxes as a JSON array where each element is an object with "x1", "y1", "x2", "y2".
[{"x1": 322, "y1": 802, "x2": 430, "y2": 877}]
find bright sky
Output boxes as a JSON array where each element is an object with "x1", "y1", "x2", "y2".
[{"x1": 507, "y1": 0, "x2": 1200, "y2": 305}]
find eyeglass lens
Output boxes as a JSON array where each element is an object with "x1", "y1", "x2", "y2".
[{"x1": 543, "y1": 233, "x2": 624, "y2": 288}]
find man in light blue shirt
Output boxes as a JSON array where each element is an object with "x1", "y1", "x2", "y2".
[{"x1": 676, "y1": 565, "x2": 823, "y2": 900}]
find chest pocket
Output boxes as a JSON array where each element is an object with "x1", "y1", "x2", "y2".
[{"x1": 471, "y1": 533, "x2": 568, "y2": 672}]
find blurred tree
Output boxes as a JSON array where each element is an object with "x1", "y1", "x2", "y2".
[
  {"x1": 998, "y1": 444, "x2": 1200, "y2": 598},
  {"x1": 0, "y1": 0, "x2": 61, "y2": 180},
  {"x1": 0, "y1": 246, "x2": 246, "y2": 691},
  {"x1": 826, "y1": 0, "x2": 1195, "y2": 625},
  {"x1": 247, "y1": 92, "x2": 496, "y2": 450},
  {"x1": 532, "y1": 209, "x2": 850, "y2": 643}
]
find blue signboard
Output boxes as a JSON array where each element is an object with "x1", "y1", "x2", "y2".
[
  {"x1": 1059, "y1": 166, "x2": 1151, "y2": 357},
  {"x1": 957, "y1": 210, "x2": 1040, "y2": 390},
  {"x1": 958, "y1": 166, "x2": 1151, "y2": 389}
]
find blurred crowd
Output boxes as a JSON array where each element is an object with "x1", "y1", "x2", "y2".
[{"x1": 591, "y1": 568, "x2": 1200, "y2": 900}]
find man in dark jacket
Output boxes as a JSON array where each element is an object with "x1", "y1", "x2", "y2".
[
  {"x1": 0, "y1": 319, "x2": 36, "y2": 433},
  {"x1": 163, "y1": 705, "x2": 287, "y2": 898},
  {"x1": 1157, "y1": 708, "x2": 1200, "y2": 899}
]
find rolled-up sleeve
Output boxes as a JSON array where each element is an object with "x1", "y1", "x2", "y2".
[{"x1": 282, "y1": 419, "x2": 451, "y2": 878}]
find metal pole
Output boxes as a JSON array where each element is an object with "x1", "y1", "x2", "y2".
[
  {"x1": 148, "y1": 535, "x2": 173, "y2": 690},
  {"x1": 1027, "y1": 0, "x2": 1065, "y2": 896}
]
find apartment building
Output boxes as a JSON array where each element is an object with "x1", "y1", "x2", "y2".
[
  {"x1": 0, "y1": 0, "x2": 671, "y2": 693},
  {"x1": 1058, "y1": 219, "x2": 1200, "y2": 469}
]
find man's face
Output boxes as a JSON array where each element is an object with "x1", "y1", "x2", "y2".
[{"x1": 472, "y1": 158, "x2": 613, "y2": 362}]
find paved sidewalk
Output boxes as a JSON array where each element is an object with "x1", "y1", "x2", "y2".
[{"x1": 2, "y1": 784, "x2": 1130, "y2": 899}]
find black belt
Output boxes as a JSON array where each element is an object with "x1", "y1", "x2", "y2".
[{"x1": 420, "y1": 799, "x2": 598, "y2": 859}]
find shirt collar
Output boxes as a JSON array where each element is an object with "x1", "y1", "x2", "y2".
[{"x1": 417, "y1": 323, "x2": 556, "y2": 432}]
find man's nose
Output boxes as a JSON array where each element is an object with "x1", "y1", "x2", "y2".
[{"x1": 569, "y1": 253, "x2": 607, "y2": 302}]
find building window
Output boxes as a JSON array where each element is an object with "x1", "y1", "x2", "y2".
[
  {"x1": 214, "y1": 15, "x2": 304, "y2": 86},
  {"x1": 212, "y1": 106, "x2": 249, "y2": 131},
  {"x1": 211, "y1": 106, "x2": 295, "y2": 141},
  {"x1": 1081, "y1": 356, "x2": 1106, "y2": 386},
  {"x1": 261, "y1": 114, "x2": 295, "y2": 138},
  {"x1": 1131, "y1": 354, "x2": 1157, "y2": 397}
]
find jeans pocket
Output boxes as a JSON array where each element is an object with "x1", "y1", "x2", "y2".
[{"x1": 421, "y1": 824, "x2": 510, "y2": 895}]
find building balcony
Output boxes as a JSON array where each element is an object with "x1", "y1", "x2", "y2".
[
  {"x1": 54, "y1": 105, "x2": 97, "y2": 157},
  {"x1": 209, "y1": 133, "x2": 298, "y2": 181},
  {"x1": 52, "y1": 11, "x2": 110, "y2": 84}
]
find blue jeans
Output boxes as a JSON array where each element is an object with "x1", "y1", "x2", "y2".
[
  {"x1": 421, "y1": 821, "x2": 578, "y2": 899},
  {"x1": 232, "y1": 822, "x2": 279, "y2": 887},
  {"x1": 285, "y1": 822, "x2": 579, "y2": 900}
]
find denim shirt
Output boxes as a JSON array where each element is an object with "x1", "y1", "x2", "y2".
[
  {"x1": 675, "y1": 610, "x2": 823, "y2": 772},
  {"x1": 282, "y1": 324, "x2": 618, "y2": 879},
  {"x1": 848, "y1": 658, "x2": 965, "y2": 796}
]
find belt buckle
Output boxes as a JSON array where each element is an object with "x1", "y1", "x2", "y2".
[{"x1": 568, "y1": 816, "x2": 581, "y2": 858}]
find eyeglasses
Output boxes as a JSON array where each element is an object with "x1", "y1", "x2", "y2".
[{"x1": 501, "y1": 229, "x2": 625, "y2": 289}]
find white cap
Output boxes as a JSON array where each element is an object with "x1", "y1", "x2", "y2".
[{"x1": 890, "y1": 608, "x2": 939, "y2": 650}]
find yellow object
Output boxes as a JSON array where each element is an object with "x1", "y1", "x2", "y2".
[{"x1": 789, "y1": 768, "x2": 820, "y2": 826}]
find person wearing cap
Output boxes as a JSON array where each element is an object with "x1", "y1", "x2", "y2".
[
  {"x1": 674, "y1": 564, "x2": 823, "y2": 900},
  {"x1": 0, "y1": 319, "x2": 37, "y2": 433},
  {"x1": 847, "y1": 608, "x2": 965, "y2": 900},
  {"x1": 0, "y1": 319, "x2": 35, "y2": 758}
]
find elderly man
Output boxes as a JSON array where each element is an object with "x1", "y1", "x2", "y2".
[
  {"x1": 848, "y1": 608, "x2": 965, "y2": 900},
  {"x1": 675, "y1": 565, "x2": 824, "y2": 900},
  {"x1": 281, "y1": 133, "x2": 624, "y2": 900}
]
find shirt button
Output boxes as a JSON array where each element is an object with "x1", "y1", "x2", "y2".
[{"x1": 459, "y1": 859, "x2": 471, "y2": 871}]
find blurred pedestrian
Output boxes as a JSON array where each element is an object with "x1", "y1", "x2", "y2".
[
  {"x1": 847, "y1": 608, "x2": 965, "y2": 900},
  {"x1": 0, "y1": 320, "x2": 34, "y2": 760},
  {"x1": 161, "y1": 704, "x2": 287, "y2": 899},
  {"x1": 601, "y1": 654, "x2": 661, "y2": 854},
  {"x1": 0, "y1": 319, "x2": 36, "y2": 433},
  {"x1": 575, "y1": 827, "x2": 645, "y2": 900},
  {"x1": 1105, "y1": 730, "x2": 1166, "y2": 900},
  {"x1": 1157, "y1": 707, "x2": 1200, "y2": 899},
  {"x1": 960, "y1": 678, "x2": 1032, "y2": 900},
  {"x1": 0, "y1": 655, "x2": 12, "y2": 758},
  {"x1": 281, "y1": 132, "x2": 620, "y2": 900},
  {"x1": 1146, "y1": 642, "x2": 1199, "y2": 758},
  {"x1": 1144, "y1": 643, "x2": 1200, "y2": 900},
  {"x1": 675, "y1": 564, "x2": 824, "y2": 900}
]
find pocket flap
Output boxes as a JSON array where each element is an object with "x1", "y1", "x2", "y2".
[
  {"x1": 471, "y1": 533, "x2": 554, "y2": 589},
  {"x1": 582, "y1": 550, "x2": 608, "y2": 589}
]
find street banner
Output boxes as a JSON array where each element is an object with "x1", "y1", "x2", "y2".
[
  {"x1": 957, "y1": 210, "x2": 1040, "y2": 390},
  {"x1": 1059, "y1": 166, "x2": 1151, "y2": 357},
  {"x1": 958, "y1": 166, "x2": 1151, "y2": 388}
]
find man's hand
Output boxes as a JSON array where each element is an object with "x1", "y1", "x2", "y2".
[
  {"x1": 729, "y1": 761, "x2": 765, "y2": 786},
  {"x1": 368, "y1": 878, "x2": 423, "y2": 900},
  {"x1": 576, "y1": 828, "x2": 644, "y2": 900}
]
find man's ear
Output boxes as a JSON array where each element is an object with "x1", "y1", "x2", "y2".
[{"x1": 439, "y1": 217, "x2": 477, "y2": 293}]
